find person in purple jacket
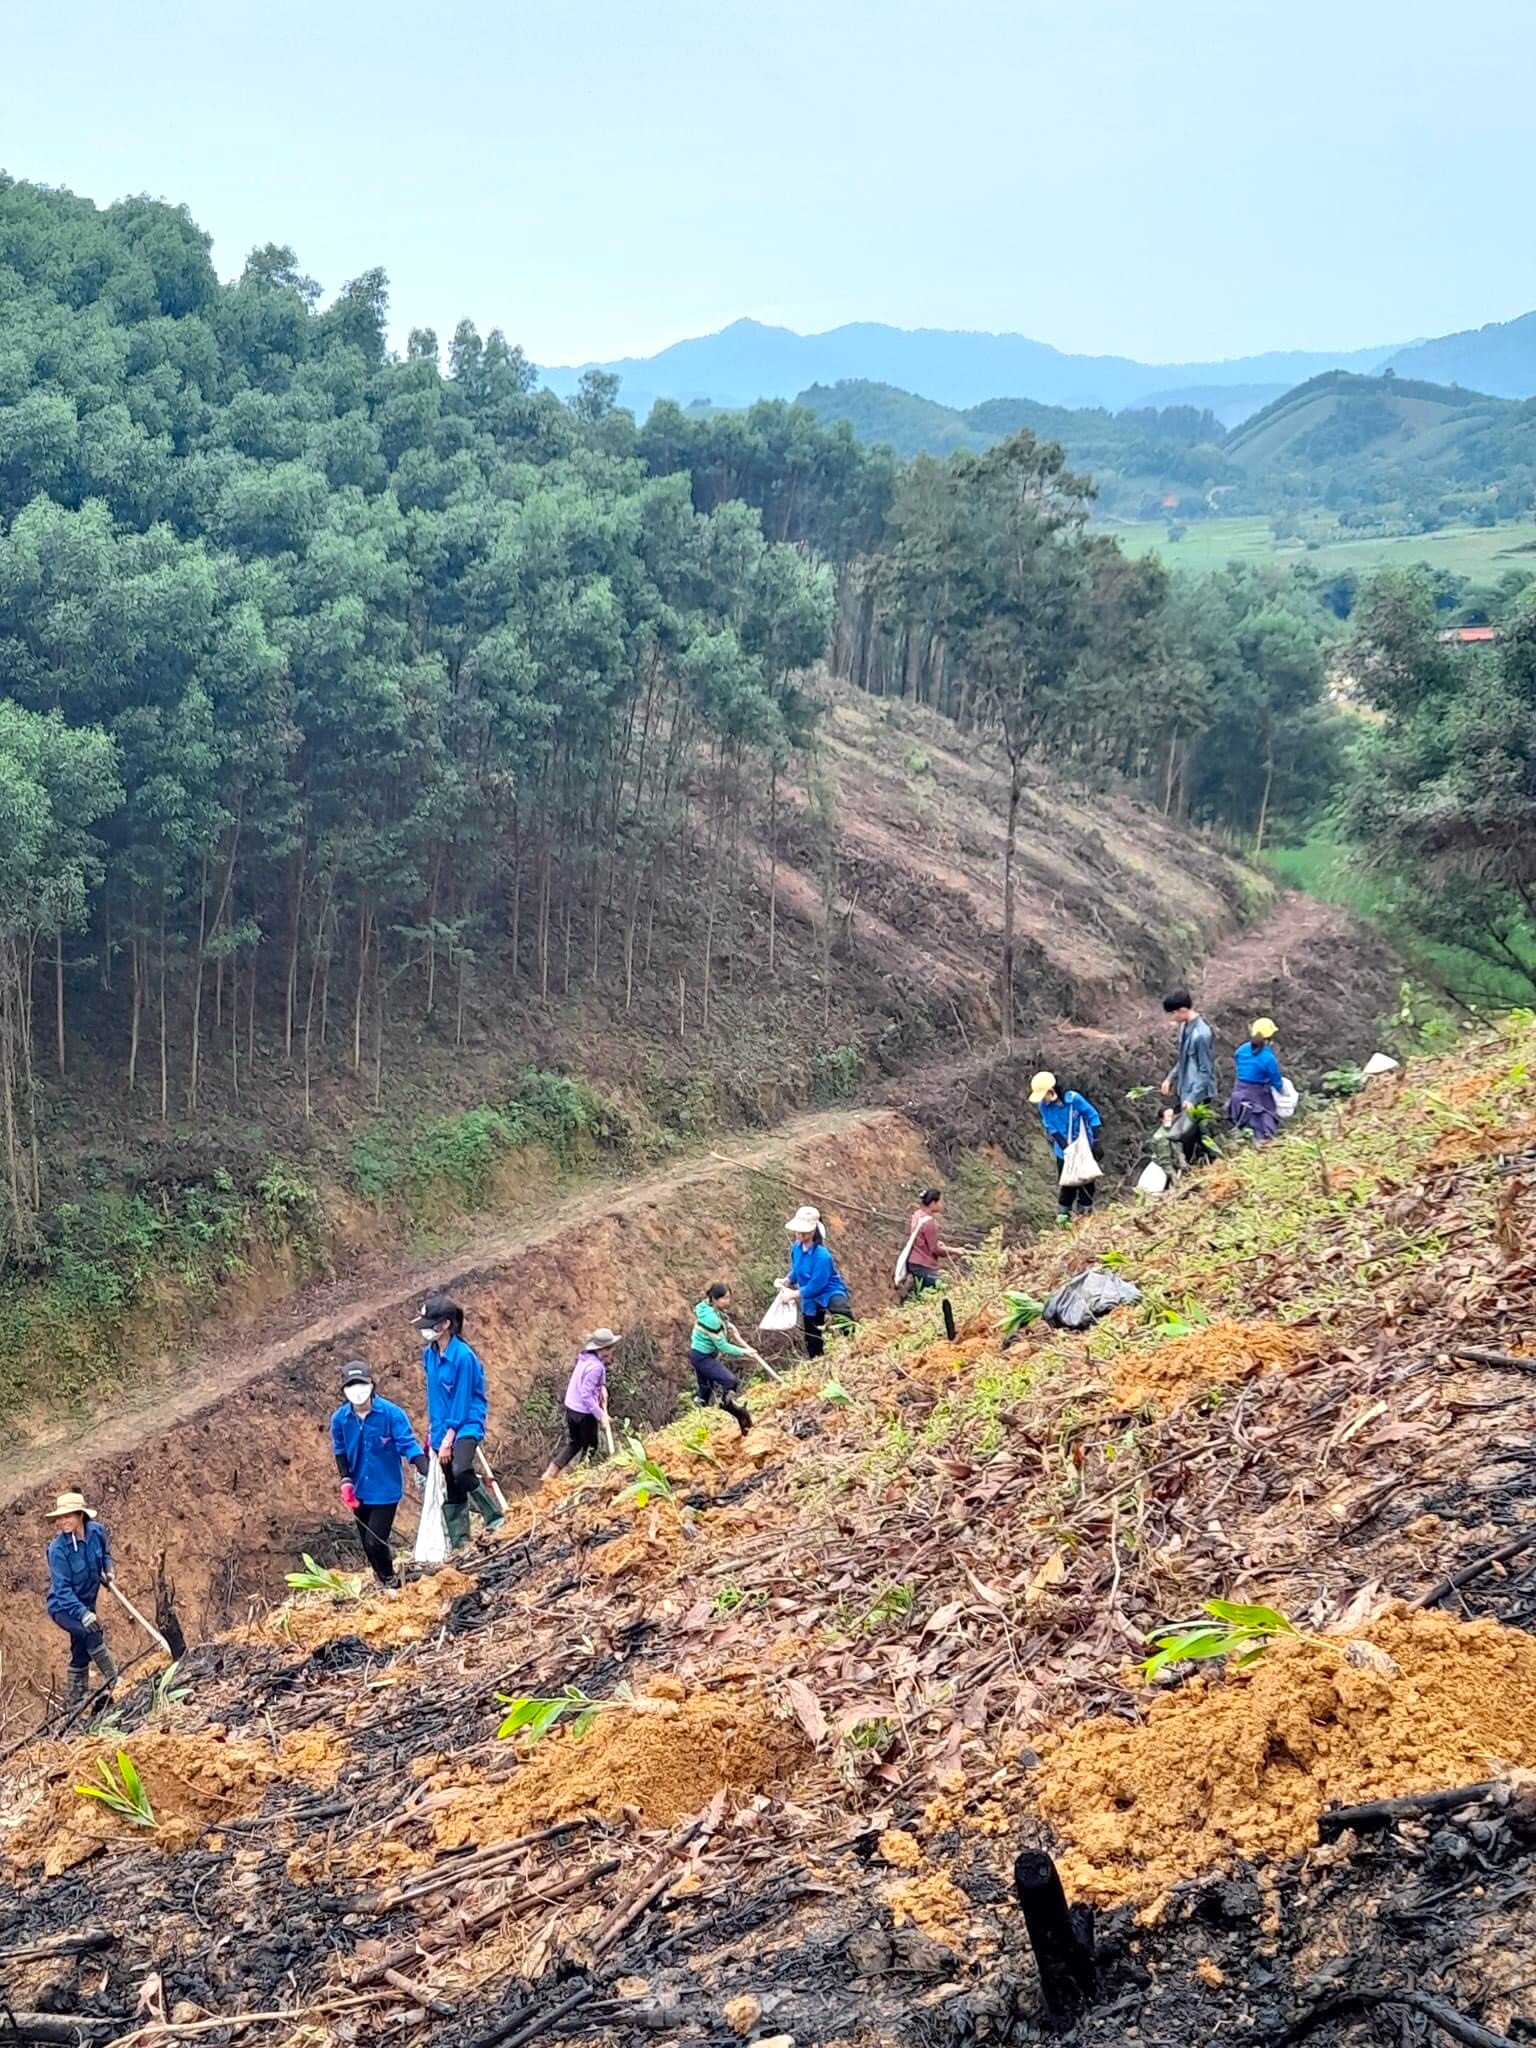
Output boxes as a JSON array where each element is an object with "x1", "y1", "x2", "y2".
[{"x1": 543, "y1": 1328, "x2": 619, "y2": 1477}]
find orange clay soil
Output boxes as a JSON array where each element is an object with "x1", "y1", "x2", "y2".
[
  {"x1": 425, "y1": 1684, "x2": 808, "y2": 1842},
  {"x1": 1034, "y1": 1609, "x2": 1536, "y2": 1908},
  {"x1": 881, "y1": 1869, "x2": 973, "y2": 1941},
  {"x1": 1112, "y1": 1319, "x2": 1316, "y2": 1411},
  {"x1": 7, "y1": 1724, "x2": 346, "y2": 1873},
  {"x1": 239, "y1": 1563, "x2": 476, "y2": 1651}
]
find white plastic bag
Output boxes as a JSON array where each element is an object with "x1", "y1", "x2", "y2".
[
  {"x1": 413, "y1": 1455, "x2": 450, "y2": 1568},
  {"x1": 759, "y1": 1288, "x2": 799, "y2": 1333},
  {"x1": 1058, "y1": 1116, "x2": 1102, "y2": 1189},
  {"x1": 893, "y1": 1224, "x2": 922, "y2": 1287},
  {"x1": 1272, "y1": 1077, "x2": 1299, "y2": 1120},
  {"x1": 1136, "y1": 1160, "x2": 1169, "y2": 1196}
]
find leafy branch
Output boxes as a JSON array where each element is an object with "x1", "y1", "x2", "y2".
[{"x1": 285, "y1": 1554, "x2": 363, "y2": 1599}]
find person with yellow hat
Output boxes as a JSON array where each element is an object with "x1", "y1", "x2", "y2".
[
  {"x1": 1029, "y1": 1073, "x2": 1103, "y2": 1226},
  {"x1": 1227, "y1": 1017, "x2": 1286, "y2": 1143},
  {"x1": 43, "y1": 1491, "x2": 118, "y2": 1704}
]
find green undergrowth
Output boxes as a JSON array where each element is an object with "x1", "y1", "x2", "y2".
[
  {"x1": 613, "y1": 1017, "x2": 1533, "y2": 1509},
  {"x1": 0, "y1": 1164, "x2": 327, "y2": 1419}
]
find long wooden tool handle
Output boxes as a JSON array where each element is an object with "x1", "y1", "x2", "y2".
[{"x1": 106, "y1": 1581, "x2": 172, "y2": 1657}]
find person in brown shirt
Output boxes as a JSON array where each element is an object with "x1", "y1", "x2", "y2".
[{"x1": 903, "y1": 1187, "x2": 956, "y2": 1294}]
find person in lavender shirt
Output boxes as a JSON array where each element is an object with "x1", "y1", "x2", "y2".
[{"x1": 543, "y1": 1328, "x2": 619, "y2": 1477}]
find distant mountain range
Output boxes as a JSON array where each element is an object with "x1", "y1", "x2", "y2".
[
  {"x1": 539, "y1": 310, "x2": 1536, "y2": 424},
  {"x1": 538, "y1": 317, "x2": 1401, "y2": 419}
]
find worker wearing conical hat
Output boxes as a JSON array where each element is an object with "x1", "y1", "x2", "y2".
[{"x1": 43, "y1": 1491, "x2": 118, "y2": 1706}]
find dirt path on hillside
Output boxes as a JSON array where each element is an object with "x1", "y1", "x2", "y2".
[
  {"x1": 0, "y1": 892, "x2": 1366, "y2": 1518},
  {"x1": 0, "y1": 1104, "x2": 876, "y2": 1512}
]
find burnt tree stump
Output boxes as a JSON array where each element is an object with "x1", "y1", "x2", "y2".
[{"x1": 1014, "y1": 1849, "x2": 1097, "y2": 2026}]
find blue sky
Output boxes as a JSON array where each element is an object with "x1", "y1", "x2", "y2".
[{"x1": 5, "y1": 0, "x2": 1533, "y2": 368}]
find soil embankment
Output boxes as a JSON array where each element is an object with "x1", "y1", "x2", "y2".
[{"x1": 0, "y1": 893, "x2": 1402, "y2": 1693}]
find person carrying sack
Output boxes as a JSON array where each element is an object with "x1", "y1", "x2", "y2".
[
  {"x1": 1029, "y1": 1072, "x2": 1104, "y2": 1227},
  {"x1": 1161, "y1": 989, "x2": 1216, "y2": 1166},
  {"x1": 44, "y1": 1491, "x2": 118, "y2": 1704},
  {"x1": 688, "y1": 1284, "x2": 753, "y2": 1435},
  {"x1": 779, "y1": 1206, "x2": 855, "y2": 1359},
  {"x1": 330, "y1": 1362, "x2": 430, "y2": 1595},
  {"x1": 898, "y1": 1187, "x2": 956, "y2": 1295},
  {"x1": 417, "y1": 1294, "x2": 505, "y2": 1551}
]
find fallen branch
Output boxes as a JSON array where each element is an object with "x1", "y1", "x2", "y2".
[
  {"x1": 382, "y1": 1968, "x2": 456, "y2": 2019},
  {"x1": 1450, "y1": 1346, "x2": 1536, "y2": 1378},
  {"x1": 586, "y1": 1795, "x2": 723, "y2": 1960},
  {"x1": 1318, "y1": 1782, "x2": 1504, "y2": 1839},
  {"x1": 0, "y1": 1651, "x2": 155, "y2": 1767},
  {"x1": 0, "y1": 1930, "x2": 116, "y2": 1969},
  {"x1": 1413, "y1": 1536, "x2": 1536, "y2": 1611},
  {"x1": 101, "y1": 1991, "x2": 392, "y2": 2048},
  {"x1": 352, "y1": 1856, "x2": 623, "y2": 1986},
  {"x1": 378, "y1": 1821, "x2": 587, "y2": 1907},
  {"x1": 464, "y1": 1980, "x2": 597, "y2": 2048},
  {"x1": 1280, "y1": 1987, "x2": 1521, "y2": 2048},
  {"x1": 0, "y1": 2018, "x2": 127, "y2": 2044}
]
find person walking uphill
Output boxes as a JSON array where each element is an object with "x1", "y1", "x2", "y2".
[
  {"x1": 331, "y1": 1363, "x2": 430, "y2": 1593},
  {"x1": 417, "y1": 1294, "x2": 505, "y2": 1551},
  {"x1": 780, "y1": 1206, "x2": 855, "y2": 1360},
  {"x1": 44, "y1": 1492, "x2": 118, "y2": 1704},
  {"x1": 1161, "y1": 989, "x2": 1216, "y2": 1166},
  {"x1": 901, "y1": 1188, "x2": 956, "y2": 1294},
  {"x1": 690, "y1": 1285, "x2": 753, "y2": 1434},
  {"x1": 1228, "y1": 1017, "x2": 1286, "y2": 1144},
  {"x1": 1029, "y1": 1073, "x2": 1103, "y2": 1226},
  {"x1": 544, "y1": 1329, "x2": 618, "y2": 1477}
]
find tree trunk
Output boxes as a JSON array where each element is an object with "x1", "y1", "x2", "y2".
[
  {"x1": 54, "y1": 930, "x2": 65, "y2": 1077},
  {"x1": 1001, "y1": 754, "x2": 1022, "y2": 1050},
  {"x1": 1254, "y1": 732, "x2": 1275, "y2": 855},
  {"x1": 767, "y1": 762, "x2": 779, "y2": 976}
]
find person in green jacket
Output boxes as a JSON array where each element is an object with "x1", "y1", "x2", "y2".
[{"x1": 689, "y1": 1284, "x2": 753, "y2": 1435}]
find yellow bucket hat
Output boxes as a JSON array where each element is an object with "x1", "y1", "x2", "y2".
[{"x1": 1028, "y1": 1071, "x2": 1057, "y2": 1104}]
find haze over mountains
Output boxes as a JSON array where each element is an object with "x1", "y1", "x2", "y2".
[{"x1": 539, "y1": 307, "x2": 1536, "y2": 423}]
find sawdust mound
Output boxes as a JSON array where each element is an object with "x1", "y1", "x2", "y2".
[
  {"x1": 248, "y1": 1564, "x2": 475, "y2": 1651},
  {"x1": 1113, "y1": 1319, "x2": 1315, "y2": 1410},
  {"x1": 6, "y1": 1726, "x2": 343, "y2": 1872},
  {"x1": 432, "y1": 1687, "x2": 807, "y2": 1840},
  {"x1": 1036, "y1": 1610, "x2": 1536, "y2": 1907}
]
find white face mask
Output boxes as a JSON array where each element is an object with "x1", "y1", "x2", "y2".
[{"x1": 346, "y1": 1384, "x2": 373, "y2": 1407}]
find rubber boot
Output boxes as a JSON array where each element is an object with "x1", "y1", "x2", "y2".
[
  {"x1": 469, "y1": 1483, "x2": 505, "y2": 1534},
  {"x1": 91, "y1": 1644, "x2": 118, "y2": 1688},
  {"x1": 442, "y1": 1500, "x2": 472, "y2": 1552},
  {"x1": 66, "y1": 1664, "x2": 89, "y2": 1708}
]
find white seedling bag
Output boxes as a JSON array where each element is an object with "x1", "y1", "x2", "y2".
[
  {"x1": 1136, "y1": 1161, "x2": 1169, "y2": 1196},
  {"x1": 414, "y1": 1455, "x2": 450, "y2": 1567},
  {"x1": 893, "y1": 1224, "x2": 923, "y2": 1286},
  {"x1": 1273, "y1": 1077, "x2": 1299, "y2": 1120},
  {"x1": 1363, "y1": 1052, "x2": 1400, "y2": 1078},
  {"x1": 759, "y1": 1288, "x2": 799, "y2": 1333},
  {"x1": 1059, "y1": 1115, "x2": 1102, "y2": 1190}
]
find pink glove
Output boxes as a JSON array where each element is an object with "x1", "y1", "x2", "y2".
[{"x1": 340, "y1": 1482, "x2": 360, "y2": 1511}]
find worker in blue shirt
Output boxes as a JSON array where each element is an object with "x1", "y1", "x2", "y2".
[
  {"x1": 416, "y1": 1293, "x2": 505, "y2": 1551},
  {"x1": 1029, "y1": 1072, "x2": 1104, "y2": 1226},
  {"x1": 330, "y1": 1362, "x2": 431, "y2": 1592},
  {"x1": 778, "y1": 1205, "x2": 856, "y2": 1360},
  {"x1": 1227, "y1": 1016, "x2": 1286, "y2": 1143},
  {"x1": 44, "y1": 1490, "x2": 118, "y2": 1705}
]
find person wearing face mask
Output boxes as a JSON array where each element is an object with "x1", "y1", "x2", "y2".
[
  {"x1": 416, "y1": 1294, "x2": 504, "y2": 1551},
  {"x1": 330, "y1": 1362, "x2": 430, "y2": 1593}
]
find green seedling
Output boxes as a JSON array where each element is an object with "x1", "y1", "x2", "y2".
[
  {"x1": 1321, "y1": 1065, "x2": 1366, "y2": 1097},
  {"x1": 679, "y1": 1420, "x2": 722, "y2": 1467},
  {"x1": 496, "y1": 1680, "x2": 635, "y2": 1744},
  {"x1": 711, "y1": 1583, "x2": 766, "y2": 1617},
  {"x1": 1143, "y1": 1598, "x2": 1342, "y2": 1680},
  {"x1": 819, "y1": 1377, "x2": 852, "y2": 1405},
  {"x1": 75, "y1": 1750, "x2": 156, "y2": 1829},
  {"x1": 854, "y1": 1583, "x2": 914, "y2": 1631},
  {"x1": 1124, "y1": 1085, "x2": 1155, "y2": 1103},
  {"x1": 153, "y1": 1661, "x2": 190, "y2": 1711},
  {"x1": 1002, "y1": 1290, "x2": 1045, "y2": 1337},
  {"x1": 285, "y1": 1555, "x2": 363, "y2": 1599},
  {"x1": 614, "y1": 1434, "x2": 676, "y2": 1508}
]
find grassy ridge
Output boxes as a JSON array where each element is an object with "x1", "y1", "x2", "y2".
[{"x1": 1108, "y1": 514, "x2": 1536, "y2": 577}]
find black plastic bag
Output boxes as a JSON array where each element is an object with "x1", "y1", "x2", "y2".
[{"x1": 1043, "y1": 1266, "x2": 1143, "y2": 1332}]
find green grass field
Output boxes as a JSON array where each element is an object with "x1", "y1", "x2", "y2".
[{"x1": 1106, "y1": 515, "x2": 1536, "y2": 580}]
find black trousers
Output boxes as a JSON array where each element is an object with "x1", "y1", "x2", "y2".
[
  {"x1": 443, "y1": 1434, "x2": 480, "y2": 1505},
  {"x1": 804, "y1": 1294, "x2": 854, "y2": 1359},
  {"x1": 691, "y1": 1352, "x2": 752, "y2": 1430},
  {"x1": 1057, "y1": 1178, "x2": 1096, "y2": 1215},
  {"x1": 352, "y1": 1501, "x2": 399, "y2": 1585},
  {"x1": 906, "y1": 1263, "x2": 940, "y2": 1296},
  {"x1": 551, "y1": 1408, "x2": 602, "y2": 1472}
]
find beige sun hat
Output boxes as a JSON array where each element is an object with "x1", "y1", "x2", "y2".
[
  {"x1": 584, "y1": 1328, "x2": 623, "y2": 1351},
  {"x1": 785, "y1": 1205, "x2": 822, "y2": 1235},
  {"x1": 1028, "y1": 1071, "x2": 1057, "y2": 1105},
  {"x1": 45, "y1": 1490, "x2": 95, "y2": 1520}
]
